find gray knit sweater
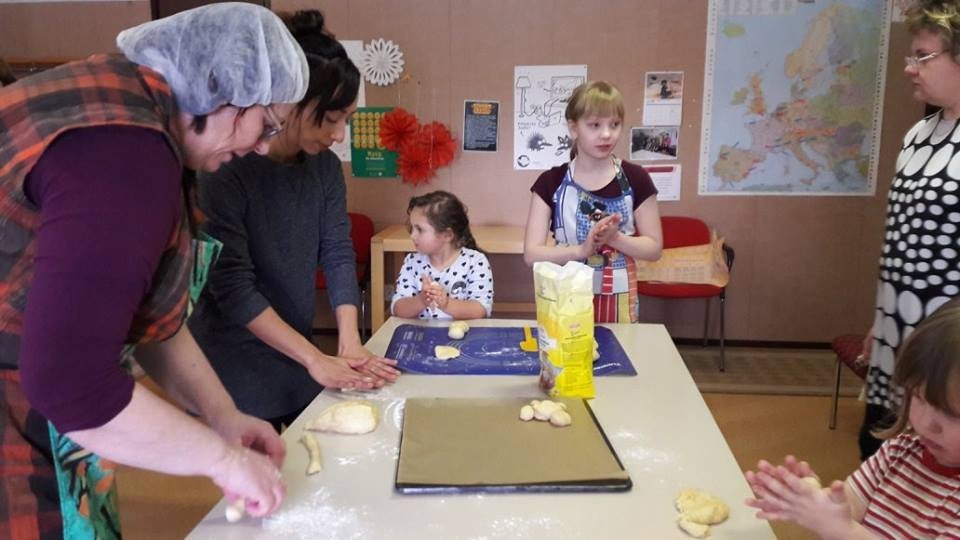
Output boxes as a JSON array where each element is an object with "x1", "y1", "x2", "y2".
[{"x1": 188, "y1": 150, "x2": 359, "y2": 420}]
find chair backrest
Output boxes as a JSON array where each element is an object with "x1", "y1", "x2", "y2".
[
  {"x1": 660, "y1": 216, "x2": 711, "y2": 249},
  {"x1": 348, "y1": 212, "x2": 375, "y2": 265}
]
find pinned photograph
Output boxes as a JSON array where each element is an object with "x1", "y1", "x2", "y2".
[
  {"x1": 643, "y1": 71, "x2": 683, "y2": 126},
  {"x1": 630, "y1": 126, "x2": 678, "y2": 161}
]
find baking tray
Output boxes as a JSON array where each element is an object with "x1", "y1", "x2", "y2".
[{"x1": 395, "y1": 397, "x2": 632, "y2": 494}]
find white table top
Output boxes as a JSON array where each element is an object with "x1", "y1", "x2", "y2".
[{"x1": 187, "y1": 318, "x2": 774, "y2": 540}]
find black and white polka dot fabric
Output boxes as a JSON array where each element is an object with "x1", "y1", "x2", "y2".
[
  {"x1": 866, "y1": 112, "x2": 960, "y2": 410},
  {"x1": 389, "y1": 247, "x2": 494, "y2": 319}
]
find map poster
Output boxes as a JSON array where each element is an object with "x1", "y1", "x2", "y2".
[
  {"x1": 463, "y1": 100, "x2": 499, "y2": 152},
  {"x1": 699, "y1": 0, "x2": 889, "y2": 196},
  {"x1": 350, "y1": 107, "x2": 398, "y2": 178},
  {"x1": 514, "y1": 64, "x2": 587, "y2": 170}
]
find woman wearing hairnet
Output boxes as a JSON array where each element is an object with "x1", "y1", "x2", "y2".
[{"x1": 0, "y1": 4, "x2": 308, "y2": 537}]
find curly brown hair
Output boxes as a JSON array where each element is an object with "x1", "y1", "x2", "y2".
[{"x1": 406, "y1": 191, "x2": 481, "y2": 252}]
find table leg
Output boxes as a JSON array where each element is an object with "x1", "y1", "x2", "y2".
[{"x1": 371, "y1": 242, "x2": 385, "y2": 332}]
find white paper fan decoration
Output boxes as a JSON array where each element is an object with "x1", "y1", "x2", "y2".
[{"x1": 361, "y1": 39, "x2": 404, "y2": 86}]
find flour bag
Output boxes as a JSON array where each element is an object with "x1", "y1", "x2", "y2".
[{"x1": 533, "y1": 261, "x2": 595, "y2": 398}]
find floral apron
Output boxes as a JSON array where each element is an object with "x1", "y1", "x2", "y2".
[{"x1": 552, "y1": 157, "x2": 639, "y2": 323}]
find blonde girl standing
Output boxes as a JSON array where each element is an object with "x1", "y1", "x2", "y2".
[{"x1": 524, "y1": 81, "x2": 662, "y2": 323}]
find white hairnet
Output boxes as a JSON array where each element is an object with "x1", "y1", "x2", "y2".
[{"x1": 116, "y1": 2, "x2": 308, "y2": 116}]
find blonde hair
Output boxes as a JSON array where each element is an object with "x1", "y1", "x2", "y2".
[
  {"x1": 876, "y1": 298, "x2": 960, "y2": 439},
  {"x1": 906, "y1": 0, "x2": 960, "y2": 57},
  {"x1": 564, "y1": 81, "x2": 625, "y2": 159},
  {"x1": 565, "y1": 80, "x2": 625, "y2": 124}
]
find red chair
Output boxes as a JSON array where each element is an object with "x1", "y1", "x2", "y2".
[
  {"x1": 829, "y1": 334, "x2": 869, "y2": 429},
  {"x1": 637, "y1": 216, "x2": 734, "y2": 371},
  {"x1": 315, "y1": 212, "x2": 375, "y2": 339}
]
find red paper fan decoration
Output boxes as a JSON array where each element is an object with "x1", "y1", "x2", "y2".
[
  {"x1": 379, "y1": 107, "x2": 419, "y2": 151},
  {"x1": 418, "y1": 122, "x2": 457, "y2": 168},
  {"x1": 397, "y1": 139, "x2": 435, "y2": 185}
]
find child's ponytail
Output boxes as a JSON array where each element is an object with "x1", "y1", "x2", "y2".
[{"x1": 460, "y1": 227, "x2": 480, "y2": 252}]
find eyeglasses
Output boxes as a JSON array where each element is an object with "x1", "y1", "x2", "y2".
[
  {"x1": 258, "y1": 105, "x2": 285, "y2": 144},
  {"x1": 905, "y1": 50, "x2": 942, "y2": 68}
]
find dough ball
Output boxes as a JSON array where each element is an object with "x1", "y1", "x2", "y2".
[
  {"x1": 532, "y1": 400, "x2": 561, "y2": 421},
  {"x1": 675, "y1": 488, "x2": 729, "y2": 525},
  {"x1": 549, "y1": 409, "x2": 572, "y2": 427},
  {"x1": 434, "y1": 345, "x2": 461, "y2": 360},
  {"x1": 677, "y1": 518, "x2": 710, "y2": 538},
  {"x1": 519, "y1": 405, "x2": 534, "y2": 421},
  {"x1": 306, "y1": 400, "x2": 379, "y2": 434},
  {"x1": 801, "y1": 476, "x2": 822, "y2": 489},
  {"x1": 225, "y1": 500, "x2": 244, "y2": 523},
  {"x1": 448, "y1": 326, "x2": 466, "y2": 340}
]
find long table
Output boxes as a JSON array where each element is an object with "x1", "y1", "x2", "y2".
[{"x1": 187, "y1": 318, "x2": 774, "y2": 539}]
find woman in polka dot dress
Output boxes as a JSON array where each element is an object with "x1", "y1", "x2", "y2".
[
  {"x1": 860, "y1": 0, "x2": 960, "y2": 460},
  {"x1": 391, "y1": 191, "x2": 494, "y2": 320}
]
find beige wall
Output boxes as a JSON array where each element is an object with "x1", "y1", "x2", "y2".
[{"x1": 0, "y1": 1, "x2": 924, "y2": 342}]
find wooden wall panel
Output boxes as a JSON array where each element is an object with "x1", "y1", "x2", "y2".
[{"x1": 2, "y1": 1, "x2": 924, "y2": 342}]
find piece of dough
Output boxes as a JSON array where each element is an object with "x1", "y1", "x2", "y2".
[
  {"x1": 434, "y1": 345, "x2": 461, "y2": 360},
  {"x1": 677, "y1": 518, "x2": 710, "y2": 538},
  {"x1": 521, "y1": 399, "x2": 572, "y2": 427},
  {"x1": 675, "y1": 488, "x2": 730, "y2": 525},
  {"x1": 306, "y1": 400, "x2": 379, "y2": 434},
  {"x1": 519, "y1": 405, "x2": 534, "y2": 421},
  {"x1": 801, "y1": 476, "x2": 822, "y2": 489},
  {"x1": 448, "y1": 321, "x2": 470, "y2": 339},
  {"x1": 549, "y1": 409, "x2": 572, "y2": 427},
  {"x1": 225, "y1": 499, "x2": 245, "y2": 523},
  {"x1": 299, "y1": 432, "x2": 323, "y2": 475},
  {"x1": 532, "y1": 400, "x2": 561, "y2": 421}
]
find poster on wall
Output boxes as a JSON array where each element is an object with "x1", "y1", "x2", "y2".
[
  {"x1": 330, "y1": 40, "x2": 366, "y2": 163},
  {"x1": 513, "y1": 64, "x2": 587, "y2": 170},
  {"x1": 350, "y1": 107, "x2": 397, "y2": 178},
  {"x1": 630, "y1": 126, "x2": 679, "y2": 161},
  {"x1": 463, "y1": 100, "x2": 499, "y2": 152},
  {"x1": 642, "y1": 71, "x2": 683, "y2": 126},
  {"x1": 645, "y1": 164, "x2": 682, "y2": 202},
  {"x1": 698, "y1": 0, "x2": 888, "y2": 196}
]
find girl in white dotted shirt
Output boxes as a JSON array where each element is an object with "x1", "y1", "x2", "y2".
[{"x1": 391, "y1": 191, "x2": 494, "y2": 320}]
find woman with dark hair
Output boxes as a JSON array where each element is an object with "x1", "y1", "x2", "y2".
[{"x1": 189, "y1": 9, "x2": 400, "y2": 433}]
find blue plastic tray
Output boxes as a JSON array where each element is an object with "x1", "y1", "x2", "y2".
[{"x1": 385, "y1": 325, "x2": 636, "y2": 376}]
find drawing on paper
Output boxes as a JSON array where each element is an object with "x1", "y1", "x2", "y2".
[{"x1": 514, "y1": 65, "x2": 587, "y2": 170}]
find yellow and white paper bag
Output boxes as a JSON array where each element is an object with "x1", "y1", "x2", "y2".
[{"x1": 533, "y1": 261, "x2": 595, "y2": 398}]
